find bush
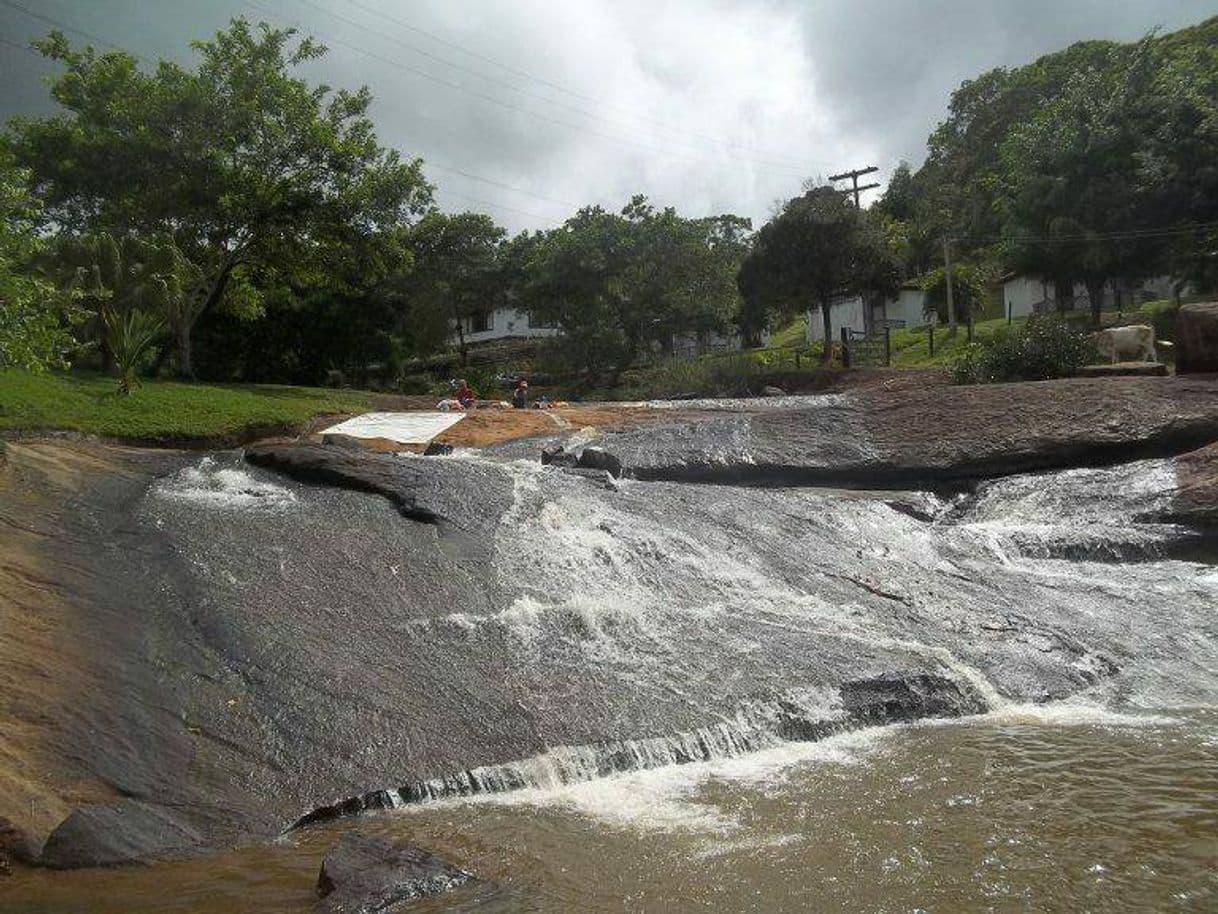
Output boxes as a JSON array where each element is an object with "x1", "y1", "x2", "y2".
[
  {"x1": 1139, "y1": 299, "x2": 1179, "y2": 343},
  {"x1": 951, "y1": 314, "x2": 1096, "y2": 384}
]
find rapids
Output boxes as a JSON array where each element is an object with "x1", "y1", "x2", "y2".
[{"x1": 2, "y1": 408, "x2": 1215, "y2": 910}]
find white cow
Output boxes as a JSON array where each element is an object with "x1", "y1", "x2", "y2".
[{"x1": 1091, "y1": 324, "x2": 1158, "y2": 363}]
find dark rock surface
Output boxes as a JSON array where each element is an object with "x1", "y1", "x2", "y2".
[
  {"x1": 1175, "y1": 302, "x2": 1218, "y2": 374},
  {"x1": 840, "y1": 672, "x2": 986, "y2": 724},
  {"x1": 0, "y1": 816, "x2": 34, "y2": 872},
  {"x1": 316, "y1": 832, "x2": 474, "y2": 913},
  {"x1": 576, "y1": 445, "x2": 624, "y2": 478},
  {"x1": 1076, "y1": 361, "x2": 1167, "y2": 377},
  {"x1": 761, "y1": 385, "x2": 788, "y2": 397},
  {"x1": 613, "y1": 377, "x2": 1218, "y2": 485},
  {"x1": 540, "y1": 444, "x2": 578, "y2": 468},
  {"x1": 38, "y1": 801, "x2": 201, "y2": 869}
]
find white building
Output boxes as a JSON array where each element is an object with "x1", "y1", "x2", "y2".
[
  {"x1": 999, "y1": 275, "x2": 1183, "y2": 319},
  {"x1": 805, "y1": 283, "x2": 929, "y2": 342},
  {"x1": 454, "y1": 307, "x2": 562, "y2": 344}
]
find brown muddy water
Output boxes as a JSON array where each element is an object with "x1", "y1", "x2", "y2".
[{"x1": 5, "y1": 709, "x2": 1215, "y2": 913}]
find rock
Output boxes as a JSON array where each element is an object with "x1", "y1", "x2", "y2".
[
  {"x1": 422, "y1": 441, "x2": 453, "y2": 457},
  {"x1": 540, "y1": 445, "x2": 578, "y2": 468},
  {"x1": 576, "y1": 446, "x2": 623, "y2": 478},
  {"x1": 316, "y1": 832, "x2": 475, "y2": 913},
  {"x1": 1159, "y1": 440, "x2": 1218, "y2": 528},
  {"x1": 1176, "y1": 302, "x2": 1218, "y2": 374},
  {"x1": 0, "y1": 816, "x2": 35, "y2": 874},
  {"x1": 760, "y1": 385, "x2": 787, "y2": 397},
  {"x1": 1077, "y1": 361, "x2": 1167, "y2": 377},
  {"x1": 39, "y1": 801, "x2": 201, "y2": 869},
  {"x1": 557, "y1": 466, "x2": 619, "y2": 489},
  {"x1": 840, "y1": 672, "x2": 987, "y2": 723},
  {"x1": 613, "y1": 376, "x2": 1218, "y2": 486}
]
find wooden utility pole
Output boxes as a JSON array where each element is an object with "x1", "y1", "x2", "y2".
[
  {"x1": 829, "y1": 165, "x2": 880, "y2": 208},
  {"x1": 943, "y1": 236, "x2": 957, "y2": 335}
]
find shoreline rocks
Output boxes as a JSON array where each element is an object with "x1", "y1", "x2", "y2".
[{"x1": 316, "y1": 832, "x2": 475, "y2": 913}]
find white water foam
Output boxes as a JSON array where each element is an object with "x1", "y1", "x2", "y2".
[{"x1": 153, "y1": 457, "x2": 296, "y2": 509}]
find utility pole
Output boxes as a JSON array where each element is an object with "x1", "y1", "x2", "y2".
[
  {"x1": 943, "y1": 236, "x2": 957, "y2": 335},
  {"x1": 829, "y1": 165, "x2": 880, "y2": 208}
]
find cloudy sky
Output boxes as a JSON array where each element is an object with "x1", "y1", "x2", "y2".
[{"x1": 2, "y1": 0, "x2": 1214, "y2": 232}]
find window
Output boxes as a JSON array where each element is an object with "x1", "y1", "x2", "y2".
[{"x1": 461, "y1": 311, "x2": 493, "y2": 334}]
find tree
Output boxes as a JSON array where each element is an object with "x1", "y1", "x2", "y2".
[
  {"x1": 393, "y1": 211, "x2": 507, "y2": 366},
  {"x1": 523, "y1": 197, "x2": 748, "y2": 372},
  {"x1": 0, "y1": 156, "x2": 80, "y2": 371},
  {"x1": 6, "y1": 19, "x2": 432, "y2": 376},
  {"x1": 998, "y1": 42, "x2": 1163, "y2": 324},
  {"x1": 738, "y1": 186, "x2": 900, "y2": 362}
]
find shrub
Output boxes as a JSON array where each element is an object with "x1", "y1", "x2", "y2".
[
  {"x1": 1139, "y1": 299, "x2": 1179, "y2": 343},
  {"x1": 103, "y1": 309, "x2": 165, "y2": 395},
  {"x1": 951, "y1": 314, "x2": 1096, "y2": 384}
]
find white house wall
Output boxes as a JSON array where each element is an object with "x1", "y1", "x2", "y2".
[
  {"x1": 806, "y1": 297, "x2": 867, "y2": 342},
  {"x1": 458, "y1": 307, "x2": 563, "y2": 344}
]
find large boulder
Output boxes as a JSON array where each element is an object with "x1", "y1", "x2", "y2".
[
  {"x1": 316, "y1": 832, "x2": 475, "y2": 913},
  {"x1": 38, "y1": 801, "x2": 201, "y2": 868},
  {"x1": 1176, "y1": 302, "x2": 1218, "y2": 374},
  {"x1": 576, "y1": 446, "x2": 624, "y2": 478}
]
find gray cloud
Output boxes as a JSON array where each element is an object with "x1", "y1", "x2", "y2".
[{"x1": 2, "y1": 0, "x2": 1214, "y2": 231}]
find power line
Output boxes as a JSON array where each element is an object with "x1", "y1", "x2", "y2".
[
  {"x1": 341, "y1": 0, "x2": 835, "y2": 170},
  {"x1": 425, "y1": 162, "x2": 578, "y2": 209},
  {"x1": 950, "y1": 222, "x2": 1218, "y2": 244},
  {"x1": 0, "y1": 0, "x2": 147, "y2": 61},
  {"x1": 438, "y1": 188, "x2": 558, "y2": 223},
  {"x1": 251, "y1": 0, "x2": 814, "y2": 179}
]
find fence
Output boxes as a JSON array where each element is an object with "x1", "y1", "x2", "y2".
[{"x1": 840, "y1": 326, "x2": 892, "y2": 368}]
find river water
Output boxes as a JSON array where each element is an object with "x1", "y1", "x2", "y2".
[
  {"x1": 6, "y1": 711, "x2": 1215, "y2": 911},
  {"x1": 3, "y1": 434, "x2": 1216, "y2": 911}
]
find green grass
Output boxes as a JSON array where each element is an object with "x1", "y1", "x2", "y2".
[
  {"x1": 0, "y1": 370, "x2": 373, "y2": 440},
  {"x1": 887, "y1": 316, "x2": 1028, "y2": 368},
  {"x1": 767, "y1": 316, "x2": 808, "y2": 349}
]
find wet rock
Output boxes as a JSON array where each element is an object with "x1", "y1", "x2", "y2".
[
  {"x1": 760, "y1": 385, "x2": 787, "y2": 397},
  {"x1": 840, "y1": 672, "x2": 986, "y2": 724},
  {"x1": 540, "y1": 445, "x2": 578, "y2": 468},
  {"x1": 1162, "y1": 440, "x2": 1218, "y2": 528},
  {"x1": 577, "y1": 446, "x2": 623, "y2": 478},
  {"x1": 39, "y1": 801, "x2": 201, "y2": 869},
  {"x1": 0, "y1": 816, "x2": 35, "y2": 874},
  {"x1": 1175, "y1": 302, "x2": 1218, "y2": 374},
  {"x1": 422, "y1": 441, "x2": 453, "y2": 457},
  {"x1": 614, "y1": 376, "x2": 1218, "y2": 485},
  {"x1": 316, "y1": 832, "x2": 475, "y2": 913},
  {"x1": 557, "y1": 466, "x2": 619, "y2": 489}
]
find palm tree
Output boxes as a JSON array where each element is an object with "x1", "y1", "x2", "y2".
[{"x1": 102, "y1": 309, "x2": 164, "y2": 395}]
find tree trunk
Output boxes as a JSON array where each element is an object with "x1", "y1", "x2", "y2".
[
  {"x1": 1085, "y1": 278, "x2": 1106, "y2": 327},
  {"x1": 177, "y1": 322, "x2": 193, "y2": 379},
  {"x1": 820, "y1": 297, "x2": 833, "y2": 364}
]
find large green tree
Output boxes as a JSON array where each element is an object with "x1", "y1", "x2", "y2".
[
  {"x1": 738, "y1": 186, "x2": 900, "y2": 362},
  {"x1": 0, "y1": 156, "x2": 80, "y2": 371},
  {"x1": 523, "y1": 197, "x2": 748, "y2": 371},
  {"x1": 5, "y1": 19, "x2": 432, "y2": 376}
]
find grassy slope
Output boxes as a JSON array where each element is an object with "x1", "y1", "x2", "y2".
[{"x1": 0, "y1": 371, "x2": 372, "y2": 440}]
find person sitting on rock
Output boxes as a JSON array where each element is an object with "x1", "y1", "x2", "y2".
[
  {"x1": 455, "y1": 379, "x2": 476, "y2": 409},
  {"x1": 512, "y1": 379, "x2": 529, "y2": 409}
]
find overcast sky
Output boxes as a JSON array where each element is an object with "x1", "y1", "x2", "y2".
[{"x1": 2, "y1": 0, "x2": 1214, "y2": 232}]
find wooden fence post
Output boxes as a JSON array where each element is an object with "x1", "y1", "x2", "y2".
[
  {"x1": 840, "y1": 327, "x2": 850, "y2": 368},
  {"x1": 884, "y1": 326, "x2": 892, "y2": 366},
  {"x1": 967, "y1": 316, "x2": 974, "y2": 344},
  {"x1": 929, "y1": 324, "x2": 935, "y2": 357}
]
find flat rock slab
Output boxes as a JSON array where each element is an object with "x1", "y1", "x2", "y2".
[
  {"x1": 1077, "y1": 361, "x2": 1167, "y2": 377},
  {"x1": 39, "y1": 800, "x2": 201, "y2": 869},
  {"x1": 317, "y1": 832, "x2": 475, "y2": 913},
  {"x1": 1164, "y1": 440, "x2": 1218, "y2": 527},
  {"x1": 614, "y1": 376, "x2": 1218, "y2": 485}
]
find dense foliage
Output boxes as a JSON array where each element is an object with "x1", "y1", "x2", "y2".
[
  {"x1": 951, "y1": 315, "x2": 1098, "y2": 384},
  {"x1": 738, "y1": 185, "x2": 899, "y2": 361},
  {"x1": 878, "y1": 16, "x2": 1218, "y2": 322}
]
